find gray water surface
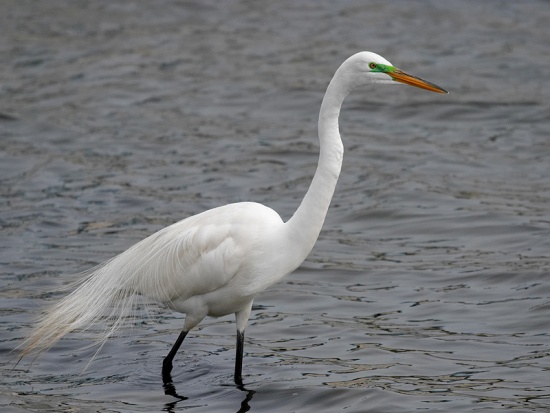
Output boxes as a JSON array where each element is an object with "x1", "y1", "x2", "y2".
[{"x1": 1, "y1": 1, "x2": 550, "y2": 412}]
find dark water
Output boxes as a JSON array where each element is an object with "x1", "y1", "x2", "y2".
[{"x1": 1, "y1": 1, "x2": 550, "y2": 412}]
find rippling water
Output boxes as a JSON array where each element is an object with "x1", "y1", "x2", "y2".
[{"x1": 1, "y1": 1, "x2": 550, "y2": 412}]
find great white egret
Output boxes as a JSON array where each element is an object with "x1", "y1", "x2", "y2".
[{"x1": 19, "y1": 52, "x2": 447, "y2": 385}]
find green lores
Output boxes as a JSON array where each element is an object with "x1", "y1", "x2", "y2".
[
  {"x1": 369, "y1": 61, "x2": 448, "y2": 94},
  {"x1": 368, "y1": 62, "x2": 396, "y2": 73}
]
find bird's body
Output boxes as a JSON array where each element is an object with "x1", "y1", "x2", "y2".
[
  {"x1": 132, "y1": 201, "x2": 294, "y2": 320},
  {"x1": 20, "y1": 52, "x2": 447, "y2": 384}
]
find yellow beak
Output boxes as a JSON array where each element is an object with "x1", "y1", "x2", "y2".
[{"x1": 390, "y1": 69, "x2": 448, "y2": 94}]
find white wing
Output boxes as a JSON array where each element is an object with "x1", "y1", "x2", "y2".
[{"x1": 109, "y1": 201, "x2": 283, "y2": 305}]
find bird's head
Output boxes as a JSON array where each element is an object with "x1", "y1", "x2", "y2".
[{"x1": 338, "y1": 51, "x2": 448, "y2": 94}]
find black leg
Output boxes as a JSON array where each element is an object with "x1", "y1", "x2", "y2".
[
  {"x1": 234, "y1": 329, "x2": 245, "y2": 386},
  {"x1": 162, "y1": 330, "x2": 188, "y2": 383}
]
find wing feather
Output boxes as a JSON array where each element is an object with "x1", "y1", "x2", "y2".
[{"x1": 127, "y1": 208, "x2": 247, "y2": 305}]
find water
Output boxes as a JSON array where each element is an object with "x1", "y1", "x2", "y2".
[{"x1": 1, "y1": 0, "x2": 550, "y2": 411}]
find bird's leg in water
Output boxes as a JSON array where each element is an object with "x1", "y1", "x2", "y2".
[
  {"x1": 162, "y1": 330, "x2": 188, "y2": 382},
  {"x1": 234, "y1": 329, "x2": 245, "y2": 385}
]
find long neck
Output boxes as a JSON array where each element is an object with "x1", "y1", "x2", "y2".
[{"x1": 284, "y1": 73, "x2": 350, "y2": 263}]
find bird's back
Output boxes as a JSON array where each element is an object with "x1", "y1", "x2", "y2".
[{"x1": 114, "y1": 201, "x2": 287, "y2": 307}]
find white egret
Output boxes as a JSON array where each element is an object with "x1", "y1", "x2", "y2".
[{"x1": 20, "y1": 52, "x2": 447, "y2": 385}]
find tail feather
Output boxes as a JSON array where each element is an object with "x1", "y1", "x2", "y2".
[
  {"x1": 19, "y1": 225, "x2": 192, "y2": 363},
  {"x1": 19, "y1": 261, "x2": 132, "y2": 360},
  {"x1": 18, "y1": 216, "x2": 215, "y2": 364}
]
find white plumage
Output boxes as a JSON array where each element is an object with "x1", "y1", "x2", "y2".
[{"x1": 20, "y1": 52, "x2": 447, "y2": 384}]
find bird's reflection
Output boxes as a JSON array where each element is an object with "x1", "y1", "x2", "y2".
[
  {"x1": 236, "y1": 385, "x2": 255, "y2": 413},
  {"x1": 162, "y1": 372, "x2": 188, "y2": 412},
  {"x1": 162, "y1": 372, "x2": 255, "y2": 413}
]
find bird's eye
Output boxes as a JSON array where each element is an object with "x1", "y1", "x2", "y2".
[{"x1": 369, "y1": 62, "x2": 377, "y2": 70}]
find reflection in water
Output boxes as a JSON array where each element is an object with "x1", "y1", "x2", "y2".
[
  {"x1": 162, "y1": 380, "x2": 188, "y2": 413},
  {"x1": 162, "y1": 373, "x2": 255, "y2": 413},
  {"x1": 235, "y1": 385, "x2": 256, "y2": 413}
]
